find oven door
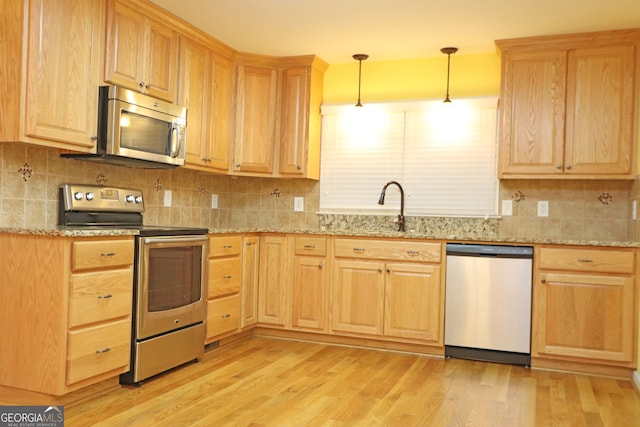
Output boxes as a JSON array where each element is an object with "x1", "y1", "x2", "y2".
[{"x1": 135, "y1": 235, "x2": 208, "y2": 340}]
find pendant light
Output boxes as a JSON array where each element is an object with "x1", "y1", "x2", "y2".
[
  {"x1": 440, "y1": 47, "x2": 458, "y2": 103},
  {"x1": 353, "y1": 54, "x2": 369, "y2": 107}
]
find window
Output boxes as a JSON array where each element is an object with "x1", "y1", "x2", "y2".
[{"x1": 319, "y1": 97, "x2": 499, "y2": 217}]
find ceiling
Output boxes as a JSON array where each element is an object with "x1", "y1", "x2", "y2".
[{"x1": 149, "y1": 0, "x2": 640, "y2": 64}]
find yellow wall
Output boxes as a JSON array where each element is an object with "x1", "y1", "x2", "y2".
[{"x1": 323, "y1": 53, "x2": 501, "y2": 104}]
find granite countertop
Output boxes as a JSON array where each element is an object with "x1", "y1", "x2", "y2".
[{"x1": 2, "y1": 226, "x2": 638, "y2": 248}]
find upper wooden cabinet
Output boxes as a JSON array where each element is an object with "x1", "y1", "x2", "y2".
[
  {"x1": 0, "y1": 0, "x2": 104, "y2": 151},
  {"x1": 178, "y1": 36, "x2": 233, "y2": 173},
  {"x1": 105, "y1": 0, "x2": 179, "y2": 103},
  {"x1": 232, "y1": 54, "x2": 328, "y2": 179},
  {"x1": 497, "y1": 29, "x2": 640, "y2": 179}
]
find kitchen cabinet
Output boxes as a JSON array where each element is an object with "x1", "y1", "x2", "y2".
[
  {"x1": 233, "y1": 57, "x2": 279, "y2": 175},
  {"x1": 291, "y1": 236, "x2": 329, "y2": 331},
  {"x1": 240, "y1": 235, "x2": 260, "y2": 329},
  {"x1": 0, "y1": 0, "x2": 104, "y2": 151},
  {"x1": 178, "y1": 35, "x2": 233, "y2": 173},
  {"x1": 278, "y1": 57, "x2": 328, "y2": 179},
  {"x1": 0, "y1": 234, "x2": 134, "y2": 399},
  {"x1": 332, "y1": 238, "x2": 444, "y2": 345},
  {"x1": 534, "y1": 246, "x2": 637, "y2": 370},
  {"x1": 258, "y1": 235, "x2": 289, "y2": 326},
  {"x1": 206, "y1": 235, "x2": 243, "y2": 342},
  {"x1": 105, "y1": 0, "x2": 179, "y2": 103},
  {"x1": 497, "y1": 29, "x2": 640, "y2": 179}
]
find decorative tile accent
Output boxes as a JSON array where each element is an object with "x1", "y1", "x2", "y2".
[
  {"x1": 18, "y1": 162, "x2": 33, "y2": 182},
  {"x1": 96, "y1": 173, "x2": 107, "y2": 186},
  {"x1": 512, "y1": 190, "x2": 525, "y2": 203},
  {"x1": 155, "y1": 178, "x2": 162, "y2": 191},
  {"x1": 270, "y1": 188, "x2": 281, "y2": 198},
  {"x1": 197, "y1": 185, "x2": 205, "y2": 194},
  {"x1": 598, "y1": 192, "x2": 613, "y2": 205}
]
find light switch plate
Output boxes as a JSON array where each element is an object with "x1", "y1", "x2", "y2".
[
  {"x1": 294, "y1": 197, "x2": 304, "y2": 212},
  {"x1": 211, "y1": 194, "x2": 219, "y2": 209},
  {"x1": 501, "y1": 200, "x2": 513, "y2": 216},
  {"x1": 163, "y1": 190, "x2": 172, "y2": 207},
  {"x1": 537, "y1": 200, "x2": 549, "y2": 217}
]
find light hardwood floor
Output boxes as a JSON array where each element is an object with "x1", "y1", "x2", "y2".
[{"x1": 66, "y1": 337, "x2": 640, "y2": 426}]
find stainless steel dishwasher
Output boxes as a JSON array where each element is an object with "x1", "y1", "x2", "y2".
[{"x1": 445, "y1": 243, "x2": 533, "y2": 366}]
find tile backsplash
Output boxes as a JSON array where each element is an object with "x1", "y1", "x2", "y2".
[
  {"x1": 0, "y1": 143, "x2": 320, "y2": 230},
  {"x1": 0, "y1": 142, "x2": 637, "y2": 242}
]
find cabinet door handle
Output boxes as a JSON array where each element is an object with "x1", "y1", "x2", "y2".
[
  {"x1": 101, "y1": 252, "x2": 115, "y2": 257},
  {"x1": 541, "y1": 278, "x2": 546, "y2": 284},
  {"x1": 139, "y1": 81, "x2": 145, "y2": 88},
  {"x1": 303, "y1": 245, "x2": 315, "y2": 249},
  {"x1": 378, "y1": 268, "x2": 383, "y2": 273},
  {"x1": 566, "y1": 164, "x2": 572, "y2": 170},
  {"x1": 386, "y1": 268, "x2": 391, "y2": 273},
  {"x1": 223, "y1": 275, "x2": 233, "y2": 279},
  {"x1": 578, "y1": 258, "x2": 593, "y2": 263},
  {"x1": 318, "y1": 264, "x2": 323, "y2": 269},
  {"x1": 98, "y1": 294, "x2": 113, "y2": 299},
  {"x1": 556, "y1": 165, "x2": 562, "y2": 169},
  {"x1": 221, "y1": 314, "x2": 231, "y2": 318},
  {"x1": 223, "y1": 245, "x2": 233, "y2": 249},
  {"x1": 96, "y1": 347, "x2": 111, "y2": 354}
]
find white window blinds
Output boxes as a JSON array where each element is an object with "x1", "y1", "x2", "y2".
[{"x1": 320, "y1": 97, "x2": 499, "y2": 217}]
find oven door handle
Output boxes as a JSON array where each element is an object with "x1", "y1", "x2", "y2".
[{"x1": 142, "y1": 235, "x2": 208, "y2": 245}]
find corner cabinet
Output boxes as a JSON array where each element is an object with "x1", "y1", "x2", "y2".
[
  {"x1": 496, "y1": 29, "x2": 640, "y2": 179},
  {"x1": 105, "y1": 0, "x2": 179, "y2": 103},
  {"x1": 533, "y1": 245, "x2": 637, "y2": 376},
  {"x1": 0, "y1": 234, "x2": 134, "y2": 401},
  {"x1": 232, "y1": 55, "x2": 328, "y2": 179},
  {"x1": 0, "y1": 0, "x2": 104, "y2": 151}
]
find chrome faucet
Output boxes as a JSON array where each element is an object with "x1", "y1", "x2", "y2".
[{"x1": 378, "y1": 181, "x2": 405, "y2": 232}]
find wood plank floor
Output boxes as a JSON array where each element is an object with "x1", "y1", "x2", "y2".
[{"x1": 65, "y1": 337, "x2": 640, "y2": 426}]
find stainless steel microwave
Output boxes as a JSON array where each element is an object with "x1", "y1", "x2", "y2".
[{"x1": 62, "y1": 85, "x2": 187, "y2": 168}]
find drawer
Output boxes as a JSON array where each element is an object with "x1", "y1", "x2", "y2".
[
  {"x1": 69, "y1": 268, "x2": 133, "y2": 327},
  {"x1": 334, "y1": 238, "x2": 441, "y2": 262},
  {"x1": 209, "y1": 236, "x2": 242, "y2": 257},
  {"x1": 71, "y1": 239, "x2": 134, "y2": 271},
  {"x1": 539, "y1": 247, "x2": 634, "y2": 274},
  {"x1": 208, "y1": 257, "x2": 242, "y2": 297},
  {"x1": 207, "y1": 294, "x2": 240, "y2": 338},
  {"x1": 294, "y1": 236, "x2": 327, "y2": 256},
  {"x1": 67, "y1": 318, "x2": 131, "y2": 384}
]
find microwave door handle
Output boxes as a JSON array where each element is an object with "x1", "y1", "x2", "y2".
[{"x1": 169, "y1": 124, "x2": 180, "y2": 158}]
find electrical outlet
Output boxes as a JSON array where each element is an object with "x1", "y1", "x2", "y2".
[
  {"x1": 633, "y1": 200, "x2": 637, "y2": 220},
  {"x1": 501, "y1": 200, "x2": 513, "y2": 216},
  {"x1": 211, "y1": 194, "x2": 219, "y2": 209},
  {"x1": 294, "y1": 197, "x2": 304, "y2": 212},
  {"x1": 537, "y1": 200, "x2": 549, "y2": 217},
  {"x1": 163, "y1": 190, "x2": 172, "y2": 207}
]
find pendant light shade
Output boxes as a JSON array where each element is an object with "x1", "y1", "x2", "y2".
[
  {"x1": 353, "y1": 54, "x2": 369, "y2": 107},
  {"x1": 440, "y1": 47, "x2": 458, "y2": 103}
]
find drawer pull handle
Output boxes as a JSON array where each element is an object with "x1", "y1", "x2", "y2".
[
  {"x1": 304, "y1": 245, "x2": 315, "y2": 249},
  {"x1": 98, "y1": 294, "x2": 113, "y2": 299},
  {"x1": 223, "y1": 245, "x2": 233, "y2": 249},
  {"x1": 223, "y1": 275, "x2": 233, "y2": 279},
  {"x1": 96, "y1": 347, "x2": 111, "y2": 354},
  {"x1": 222, "y1": 314, "x2": 231, "y2": 318},
  {"x1": 407, "y1": 250, "x2": 420, "y2": 255},
  {"x1": 353, "y1": 247, "x2": 365, "y2": 252},
  {"x1": 101, "y1": 252, "x2": 115, "y2": 257},
  {"x1": 578, "y1": 259, "x2": 593, "y2": 263}
]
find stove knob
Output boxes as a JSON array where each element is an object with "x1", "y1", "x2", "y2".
[
  {"x1": 135, "y1": 195, "x2": 143, "y2": 204},
  {"x1": 85, "y1": 192, "x2": 95, "y2": 201},
  {"x1": 125, "y1": 195, "x2": 135, "y2": 203},
  {"x1": 74, "y1": 192, "x2": 84, "y2": 201}
]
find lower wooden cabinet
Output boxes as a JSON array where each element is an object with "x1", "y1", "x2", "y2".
[
  {"x1": 291, "y1": 237, "x2": 329, "y2": 331},
  {"x1": 240, "y1": 235, "x2": 260, "y2": 329},
  {"x1": 207, "y1": 294, "x2": 241, "y2": 338},
  {"x1": 533, "y1": 246, "x2": 637, "y2": 369},
  {"x1": 257, "y1": 235, "x2": 289, "y2": 326}
]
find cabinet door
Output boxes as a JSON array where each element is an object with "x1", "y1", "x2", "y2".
[
  {"x1": 233, "y1": 64, "x2": 278, "y2": 174},
  {"x1": 207, "y1": 54, "x2": 234, "y2": 172},
  {"x1": 143, "y1": 15, "x2": 178, "y2": 102},
  {"x1": 23, "y1": 0, "x2": 102, "y2": 149},
  {"x1": 279, "y1": 67, "x2": 309, "y2": 176},
  {"x1": 332, "y1": 259, "x2": 385, "y2": 335},
  {"x1": 105, "y1": 0, "x2": 146, "y2": 92},
  {"x1": 292, "y1": 256, "x2": 327, "y2": 331},
  {"x1": 179, "y1": 37, "x2": 212, "y2": 168},
  {"x1": 241, "y1": 236, "x2": 260, "y2": 328},
  {"x1": 564, "y1": 45, "x2": 635, "y2": 175},
  {"x1": 384, "y1": 263, "x2": 442, "y2": 343},
  {"x1": 534, "y1": 272, "x2": 635, "y2": 363},
  {"x1": 498, "y1": 49, "x2": 567, "y2": 176},
  {"x1": 258, "y1": 236, "x2": 288, "y2": 326}
]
